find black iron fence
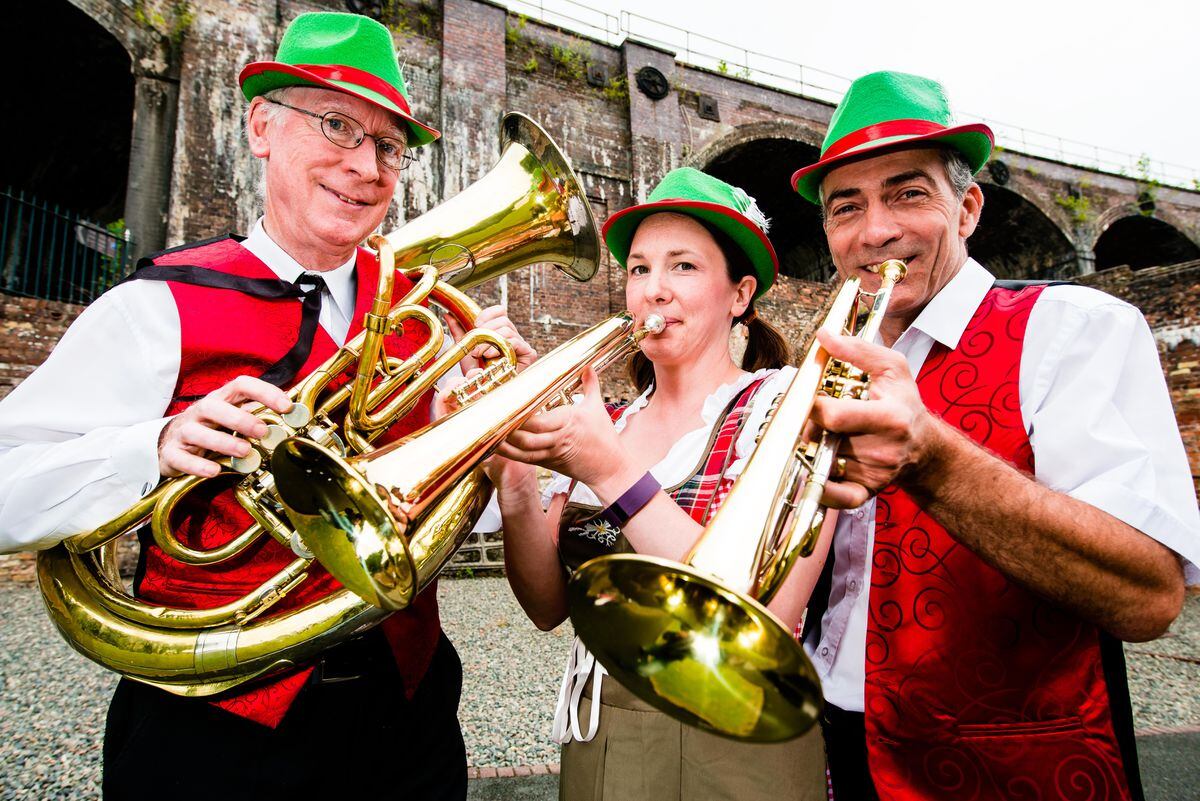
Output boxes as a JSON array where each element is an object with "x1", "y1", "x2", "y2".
[{"x1": 1, "y1": 188, "x2": 136, "y2": 305}]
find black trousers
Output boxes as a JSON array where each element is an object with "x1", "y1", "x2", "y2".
[
  {"x1": 103, "y1": 631, "x2": 467, "y2": 801},
  {"x1": 820, "y1": 703, "x2": 880, "y2": 801}
]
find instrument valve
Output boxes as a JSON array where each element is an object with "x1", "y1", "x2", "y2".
[{"x1": 452, "y1": 361, "x2": 518, "y2": 408}]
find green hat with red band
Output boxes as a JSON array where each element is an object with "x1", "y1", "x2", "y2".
[
  {"x1": 791, "y1": 71, "x2": 993, "y2": 204},
  {"x1": 603, "y1": 168, "x2": 779, "y2": 300},
  {"x1": 239, "y1": 12, "x2": 440, "y2": 148}
]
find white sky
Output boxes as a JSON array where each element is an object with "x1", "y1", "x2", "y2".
[{"x1": 511, "y1": 0, "x2": 1200, "y2": 183}]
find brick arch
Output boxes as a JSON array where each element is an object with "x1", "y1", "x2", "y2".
[
  {"x1": 65, "y1": 0, "x2": 174, "y2": 73},
  {"x1": 685, "y1": 120, "x2": 825, "y2": 172},
  {"x1": 976, "y1": 173, "x2": 1076, "y2": 250},
  {"x1": 1092, "y1": 208, "x2": 1200, "y2": 271},
  {"x1": 1092, "y1": 203, "x2": 1200, "y2": 251},
  {"x1": 971, "y1": 182, "x2": 1080, "y2": 279},
  {"x1": 688, "y1": 126, "x2": 829, "y2": 282},
  {"x1": 60, "y1": 0, "x2": 181, "y2": 258}
]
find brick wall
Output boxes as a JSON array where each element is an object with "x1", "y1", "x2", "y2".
[
  {"x1": 1079, "y1": 259, "x2": 1200, "y2": 487},
  {"x1": 0, "y1": 296, "x2": 85, "y2": 401}
]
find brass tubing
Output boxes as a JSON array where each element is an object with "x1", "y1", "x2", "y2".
[
  {"x1": 38, "y1": 112, "x2": 601, "y2": 696},
  {"x1": 150, "y1": 475, "x2": 265, "y2": 566},
  {"x1": 86, "y1": 549, "x2": 312, "y2": 630}
]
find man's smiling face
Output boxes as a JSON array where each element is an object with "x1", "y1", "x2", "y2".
[
  {"x1": 251, "y1": 86, "x2": 404, "y2": 267},
  {"x1": 820, "y1": 146, "x2": 983, "y2": 329}
]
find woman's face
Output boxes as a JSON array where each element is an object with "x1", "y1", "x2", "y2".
[{"x1": 624, "y1": 212, "x2": 755, "y2": 368}]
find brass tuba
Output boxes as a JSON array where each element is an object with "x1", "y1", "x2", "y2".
[
  {"x1": 566, "y1": 260, "x2": 908, "y2": 742},
  {"x1": 36, "y1": 113, "x2": 598, "y2": 697}
]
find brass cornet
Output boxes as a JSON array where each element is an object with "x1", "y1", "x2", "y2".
[
  {"x1": 566, "y1": 260, "x2": 907, "y2": 742},
  {"x1": 36, "y1": 113, "x2": 598, "y2": 696}
]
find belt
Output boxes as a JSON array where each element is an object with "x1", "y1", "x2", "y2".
[{"x1": 307, "y1": 629, "x2": 395, "y2": 686}]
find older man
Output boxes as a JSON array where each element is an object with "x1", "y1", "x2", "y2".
[
  {"x1": 792, "y1": 71, "x2": 1199, "y2": 801},
  {"x1": 0, "y1": 12, "x2": 532, "y2": 801}
]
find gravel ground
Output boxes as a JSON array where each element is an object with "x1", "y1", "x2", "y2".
[{"x1": 1, "y1": 580, "x2": 1196, "y2": 799}]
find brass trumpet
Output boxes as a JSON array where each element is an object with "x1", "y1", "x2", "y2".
[
  {"x1": 36, "y1": 113, "x2": 598, "y2": 696},
  {"x1": 566, "y1": 260, "x2": 907, "y2": 742}
]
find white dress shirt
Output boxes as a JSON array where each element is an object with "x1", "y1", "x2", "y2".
[
  {"x1": 0, "y1": 219, "x2": 437, "y2": 552},
  {"x1": 806, "y1": 258, "x2": 1200, "y2": 713}
]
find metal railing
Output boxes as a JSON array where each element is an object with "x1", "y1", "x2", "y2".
[
  {"x1": 0, "y1": 188, "x2": 135, "y2": 305},
  {"x1": 502, "y1": 0, "x2": 1200, "y2": 190}
]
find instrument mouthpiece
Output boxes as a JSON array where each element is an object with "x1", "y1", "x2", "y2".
[
  {"x1": 867, "y1": 259, "x2": 908, "y2": 280},
  {"x1": 642, "y1": 314, "x2": 666, "y2": 334}
]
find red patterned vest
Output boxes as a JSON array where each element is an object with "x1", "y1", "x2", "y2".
[
  {"x1": 134, "y1": 236, "x2": 442, "y2": 728},
  {"x1": 864, "y1": 285, "x2": 1135, "y2": 800}
]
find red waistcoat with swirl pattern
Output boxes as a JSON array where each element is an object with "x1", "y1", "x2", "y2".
[
  {"x1": 864, "y1": 285, "x2": 1133, "y2": 800},
  {"x1": 135, "y1": 236, "x2": 442, "y2": 728}
]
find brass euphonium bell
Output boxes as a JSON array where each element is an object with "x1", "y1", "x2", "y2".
[
  {"x1": 36, "y1": 112, "x2": 599, "y2": 695},
  {"x1": 566, "y1": 261, "x2": 908, "y2": 743}
]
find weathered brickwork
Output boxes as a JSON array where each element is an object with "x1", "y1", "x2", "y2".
[
  {"x1": 1079, "y1": 260, "x2": 1200, "y2": 488},
  {"x1": 0, "y1": 296, "x2": 85, "y2": 399},
  {"x1": 4, "y1": 0, "x2": 1200, "y2": 583}
]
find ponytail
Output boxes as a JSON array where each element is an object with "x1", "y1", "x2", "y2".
[{"x1": 737, "y1": 309, "x2": 791, "y2": 372}]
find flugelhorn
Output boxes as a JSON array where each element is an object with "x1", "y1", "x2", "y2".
[
  {"x1": 566, "y1": 260, "x2": 907, "y2": 742},
  {"x1": 36, "y1": 113, "x2": 597, "y2": 696},
  {"x1": 270, "y1": 311, "x2": 665, "y2": 611}
]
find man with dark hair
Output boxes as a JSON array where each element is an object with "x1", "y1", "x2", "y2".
[
  {"x1": 792, "y1": 70, "x2": 1199, "y2": 801},
  {"x1": 0, "y1": 11, "x2": 532, "y2": 800}
]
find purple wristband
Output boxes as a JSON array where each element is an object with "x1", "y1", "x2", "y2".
[{"x1": 599, "y1": 472, "x2": 661, "y2": 529}]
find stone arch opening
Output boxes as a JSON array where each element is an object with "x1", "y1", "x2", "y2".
[
  {"x1": 702, "y1": 138, "x2": 829, "y2": 281},
  {"x1": 2, "y1": 2, "x2": 133, "y2": 222},
  {"x1": 1094, "y1": 216, "x2": 1200, "y2": 271},
  {"x1": 971, "y1": 184, "x2": 1077, "y2": 279}
]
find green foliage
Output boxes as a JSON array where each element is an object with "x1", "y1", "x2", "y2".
[
  {"x1": 132, "y1": 0, "x2": 194, "y2": 46},
  {"x1": 601, "y1": 75, "x2": 628, "y2": 102},
  {"x1": 1193, "y1": 177, "x2": 1200, "y2": 193},
  {"x1": 1135, "y1": 154, "x2": 1161, "y2": 217},
  {"x1": 506, "y1": 13, "x2": 527, "y2": 46},
  {"x1": 1054, "y1": 191, "x2": 1092, "y2": 226},
  {"x1": 381, "y1": 1, "x2": 437, "y2": 38},
  {"x1": 715, "y1": 59, "x2": 751, "y2": 79},
  {"x1": 550, "y1": 40, "x2": 590, "y2": 82},
  {"x1": 94, "y1": 219, "x2": 131, "y2": 295},
  {"x1": 522, "y1": 56, "x2": 539, "y2": 74}
]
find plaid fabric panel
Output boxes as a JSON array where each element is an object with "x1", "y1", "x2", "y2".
[{"x1": 670, "y1": 376, "x2": 769, "y2": 524}]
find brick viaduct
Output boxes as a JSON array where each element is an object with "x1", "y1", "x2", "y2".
[{"x1": 1, "y1": 0, "x2": 1199, "y2": 580}]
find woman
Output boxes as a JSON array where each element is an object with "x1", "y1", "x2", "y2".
[{"x1": 483, "y1": 168, "x2": 831, "y2": 800}]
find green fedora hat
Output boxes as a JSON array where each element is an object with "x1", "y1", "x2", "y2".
[
  {"x1": 791, "y1": 71, "x2": 993, "y2": 204},
  {"x1": 603, "y1": 168, "x2": 779, "y2": 300},
  {"x1": 240, "y1": 11, "x2": 440, "y2": 148}
]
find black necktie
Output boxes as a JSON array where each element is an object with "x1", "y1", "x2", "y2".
[{"x1": 125, "y1": 265, "x2": 328, "y2": 388}]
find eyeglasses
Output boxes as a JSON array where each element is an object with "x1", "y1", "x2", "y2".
[{"x1": 266, "y1": 99, "x2": 416, "y2": 172}]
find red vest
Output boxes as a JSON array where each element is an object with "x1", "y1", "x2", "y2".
[
  {"x1": 864, "y1": 285, "x2": 1134, "y2": 800},
  {"x1": 135, "y1": 236, "x2": 443, "y2": 727}
]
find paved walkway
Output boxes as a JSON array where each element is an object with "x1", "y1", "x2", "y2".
[{"x1": 1, "y1": 580, "x2": 1196, "y2": 799}]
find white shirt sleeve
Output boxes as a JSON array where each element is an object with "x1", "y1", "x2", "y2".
[
  {"x1": 0, "y1": 281, "x2": 180, "y2": 551},
  {"x1": 1023, "y1": 286, "x2": 1200, "y2": 584}
]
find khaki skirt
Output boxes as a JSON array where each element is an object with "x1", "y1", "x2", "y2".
[{"x1": 559, "y1": 673, "x2": 827, "y2": 801}]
